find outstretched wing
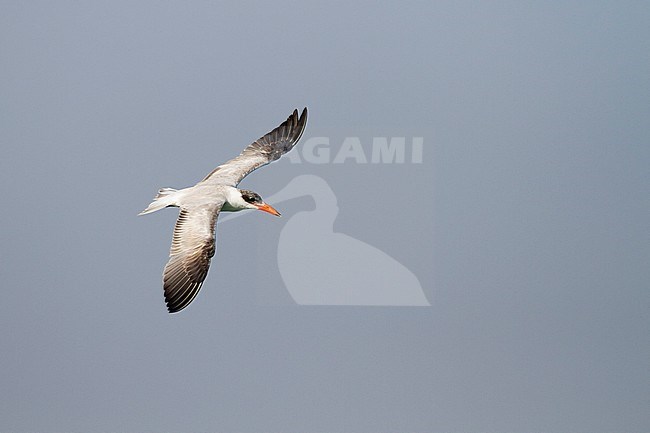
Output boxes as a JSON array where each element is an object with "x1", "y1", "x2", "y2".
[
  {"x1": 163, "y1": 204, "x2": 220, "y2": 313},
  {"x1": 200, "y1": 108, "x2": 307, "y2": 187}
]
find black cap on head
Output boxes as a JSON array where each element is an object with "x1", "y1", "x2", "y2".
[{"x1": 240, "y1": 190, "x2": 262, "y2": 204}]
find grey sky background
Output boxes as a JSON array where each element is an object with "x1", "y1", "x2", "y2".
[{"x1": 1, "y1": 1, "x2": 648, "y2": 432}]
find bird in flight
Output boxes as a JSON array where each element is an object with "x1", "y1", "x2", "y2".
[{"x1": 139, "y1": 108, "x2": 308, "y2": 313}]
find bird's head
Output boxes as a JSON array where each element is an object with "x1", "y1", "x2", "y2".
[{"x1": 225, "y1": 188, "x2": 281, "y2": 216}]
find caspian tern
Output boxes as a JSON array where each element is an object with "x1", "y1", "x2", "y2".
[{"x1": 139, "y1": 108, "x2": 308, "y2": 313}]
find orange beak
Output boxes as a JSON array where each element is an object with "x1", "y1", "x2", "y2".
[{"x1": 256, "y1": 203, "x2": 281, "y2": 217}]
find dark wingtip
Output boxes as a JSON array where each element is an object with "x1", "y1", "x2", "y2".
[
  {"x1": 166, "y1": 298, "x2": 190, "y2": 314},
  {"x1": 164, "y1": 279, "x2": 203, "y2": 314},
  {"x1": 293, "y1": 107, "x2": 308, "y2": 142},
  {"x1": 166, "y1": 298, "x2": 183, "y2": 313},
  {"x1": 165, "y1": 287, "x2": 199, "y2": 314}
]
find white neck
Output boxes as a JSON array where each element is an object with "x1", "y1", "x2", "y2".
[{"x1": 222, "y1": 187, "x2": 257, "y2": 212}]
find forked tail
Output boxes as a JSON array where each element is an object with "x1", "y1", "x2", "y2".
[{"x1": 138, "y1": 188, "x2": 178, "y2": 215}]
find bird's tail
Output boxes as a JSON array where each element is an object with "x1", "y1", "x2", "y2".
[{"x1": 138, "y1": 188, "x2": 179, "y2": 215}]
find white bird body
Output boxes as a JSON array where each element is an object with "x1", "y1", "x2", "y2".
[
  {"x1": 140, "y1": 184, "x2": 252, "y2": 215},
  {"x1": 140, "y1": 108, "x2": 308, "y2": 313}
]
